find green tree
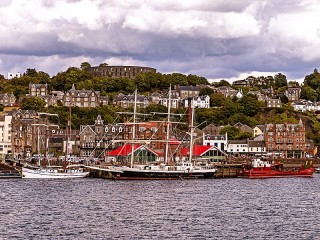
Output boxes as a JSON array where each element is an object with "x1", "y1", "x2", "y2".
[
  {"x1": 274, "y1": 73, "x2": 287, "y2": 89},
  {"x1": 80, "y1": 62, "x2": 91, "y2": 70},
  {"x1": 210, "y1": 93, "x2": 226, "y2": 107},
  {"x1": 220, "y1": 126, "x2": 240, "y2": 139},
  {"x1": 21, "y1": 97, "x2": 46, "y2": 111},
  {"x1": 214, "y1": 80, "x2": 230, "y2": 87},
  {"x1": 199, "y1": 87, "x2": 214, "y2": 96},
  {"x1": 239, "y1": 95, "x2": 265, "y2": 117},
  {"x1": 301, "y1": 86, "x2": 318, "y2": 101}
]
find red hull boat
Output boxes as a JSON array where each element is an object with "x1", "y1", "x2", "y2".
[{"x1": 237, "y1": 158, "x2": 314, "y2": 179}]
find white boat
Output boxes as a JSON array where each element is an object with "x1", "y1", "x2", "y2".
[
  {"x1": 22, "y1": 112, "x2": 90, "y2": 179},
  {"x1": 22, "y1": 164, "x2": 89, "y2": 179},
  {"x1": 315, "y1": 167, "x2": 320, "y2": 173}
]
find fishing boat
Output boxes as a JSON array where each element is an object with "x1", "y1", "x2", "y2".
[
  {"x1": 237, "y1": 158, "x2": 314, "y2": 179},
  {"x1": 22, "y1": 112, "x2": 89, "y2": 179},
  {"x1": 103, "y1": 88, "x2": 217, "y2": 180}
]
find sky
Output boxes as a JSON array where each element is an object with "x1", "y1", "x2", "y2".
[{"x1": 1, "y1": 0, "x2": 320, "y2": 83}]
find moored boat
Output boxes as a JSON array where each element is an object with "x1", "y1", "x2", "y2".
[
  {"x1": 101, "y1": 162, "x2": 216, "y2": 180},
  {"x1": 22, "y1": 164, "x2": 89, "y2": 179},
  {"x1": 237, "y1": 158, "x2": 314, "y2": 179},
  {"x1": 315, "y1": 167, "x2": 320, "y2": 173}
]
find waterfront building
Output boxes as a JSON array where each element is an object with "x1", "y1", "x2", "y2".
[
  {"x1": 0, "y1": 113, "x2": 12, "y2": 158},
  {"x1": 203, "y1": 133, "x2": 228, "y2": 153},
  {"x1": 86, "y1": 65, "x2": 156, "y2": 79},
  {"x1": 264, "y1": 120, "x2": 306, "y2": 158},
  {"x1": 10, "y1": 110, "x2": 59, "y2": 160},
  {"x1": 247, "y1": 140, "x2": 266, "y2": 156},
  {"x1": 227, "y1": 140, "x2": 249, "y2": 157},
  {"x1": 180, "y1": 145, "x2": 227, "y2": 162}
]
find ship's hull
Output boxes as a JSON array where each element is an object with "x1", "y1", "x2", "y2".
[
  {"x1": 105, "y1": 168, "x2": 217, "y2": 180},
  {"x1": 22, "y1": 167, "x2": 89, "y2": 179},
  {"x1": 237, "y1": 168, "x2": 314, "y2": 179}
]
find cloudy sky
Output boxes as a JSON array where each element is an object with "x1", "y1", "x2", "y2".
[{"x1": 1, "y1": 0, "x2": 320, "y2": 82}]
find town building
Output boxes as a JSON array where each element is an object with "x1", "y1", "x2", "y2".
[
  {"x1": 11, "y1": 110, "x2": 59, "y2": 160},
  {"x1": 0, "y1": 113, "x2": 12, "y2": 158},
  {"x1": 176, "y1": 85, "x2": 201, "y2": 99},
  {"x1": 266, "y1": 98, "x2": 282, "y2": 108},
  {"x1": 29, "y1": 83, "x2": 48, "y2": 97},
  {"x1": 203, "y1": 133, "x2": 228, "y2": 153},
  {"x1": 0, "y1": 93, "x2": 16, "y2": 106},
  {"x1": 264, "y1": 120, "x2": 306, "y2": 158},
  {"x1": 226, "y1": 139, "x2": 248, "y2": 157},
  {"x1": 159, "y1": 90, "x2": 180, "y2": 108},
  {"x1": 63, "y1": 84, "x2": 101, "y2": 108},
  {"x1": 86, "y1": 65, "x2": 156, "y2": 79},
  {"x1": 113, "y1": 93, "x2": 151, "y2": 108},
  {"x1": 7, "y1": 72, "x2": 21, "y2": 79},
  {"x1": 253, "y1": 125, "x2": 265, "y2": 137},
  {"x1": 183, "y1": 95, "x2": 210, "y2": 108},
  {"x1": 285, "y1": 87, "x2": 301, "y2": 102}
]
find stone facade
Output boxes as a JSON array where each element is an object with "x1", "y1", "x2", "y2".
[
  {"x1": 264, "y1": 120, "x2": 306, "y2": 158},
  {"x1": 0, "y1": 93, "x2": 16, "y2": 106},
  {"x1": 86, "y1": 65, "x2": 156, "y2": 79}
]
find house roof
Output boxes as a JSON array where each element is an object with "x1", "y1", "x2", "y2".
[
  {"x1": 106, "y1": 144, "x2": 161, "y2": 156},
  {"x1": 180, "y1": 145, "x2": 227, "y2": 156}
]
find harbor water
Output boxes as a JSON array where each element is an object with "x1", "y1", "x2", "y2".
[{"x1": 1, "y1": 175, "x2": 320, "y2": 240}]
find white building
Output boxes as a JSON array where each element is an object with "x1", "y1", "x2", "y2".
[
  {"x1": 7, "y1": 72, "x2": 21, "y2": 79},
  {"x1": 203, "y1": 133, "x2": 228, "y2": 153},
  {"x1": 0, "y1": 113, "x2": 12, "y2": 157},
  {"x1": 227, "y1": 140, "x2": 248, "y2": 156},
  {"x1": 184, "y1": 95, "x2": 210, "y2": 108}
]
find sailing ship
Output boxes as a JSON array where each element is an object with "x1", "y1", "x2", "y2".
[
  {"x1": 237, "y1": 158, "x2": 314, "y2": 179},
  {"x1": 22, "y1": 112, "x2": 89, "y2": 179},
  {"x1": 103, "y1": 88, "x2": 217, "y2": 180}
]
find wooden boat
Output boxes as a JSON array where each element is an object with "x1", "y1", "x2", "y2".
[{"x1": 237, "y1": 158, "x2": 314, "y2": 179}]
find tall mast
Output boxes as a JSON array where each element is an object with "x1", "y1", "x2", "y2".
[
  {"x1": 64, "y1": 104, "x2": 71, "y2": 170},
  {"x1": 165, "y1": 85, "x2": 172, "y2": 164},
  {"x1": 188, "y1": 104, "x2": 195, "y2": 163},
  {"x1": 130, "y1": 89, "x2": 138, "y2": 168}
]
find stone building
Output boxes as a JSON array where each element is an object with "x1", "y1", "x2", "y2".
[
  {"x1": 10, "y1": 110, "x2": 59, "y2": 159},
  {"x1": 0, "y1": 113, "x2": 13, "y2": 157},
  {"x1": 113, "y1": 93, "x2": 151, "y2": 108},
  {"x1": 29, "y1": 83, "x2": 48, "y2": 97},
  {"x1": 264, "y1": 120, "x2": 306, "y2": 158},
  {"x1": 0, "y1": 93, "x2": 16, "y2": 106},
  {"x1": 86, "y1": 65, "x2": 156, "y2": 79},
  {"x1": 63, "y1": 84, "x2": 101, "y2": 108}
]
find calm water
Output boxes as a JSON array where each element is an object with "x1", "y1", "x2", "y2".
[{"x1": 1, "y1": 175, "x2": 320, "y2": 240}]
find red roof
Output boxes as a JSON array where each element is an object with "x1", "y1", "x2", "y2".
[
  {"x1": 180, "y1": 145, "x2": 212, "y2": 156},
  {"x1": 106, "y1": 144, "x2": 161, "y2": 156}
]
